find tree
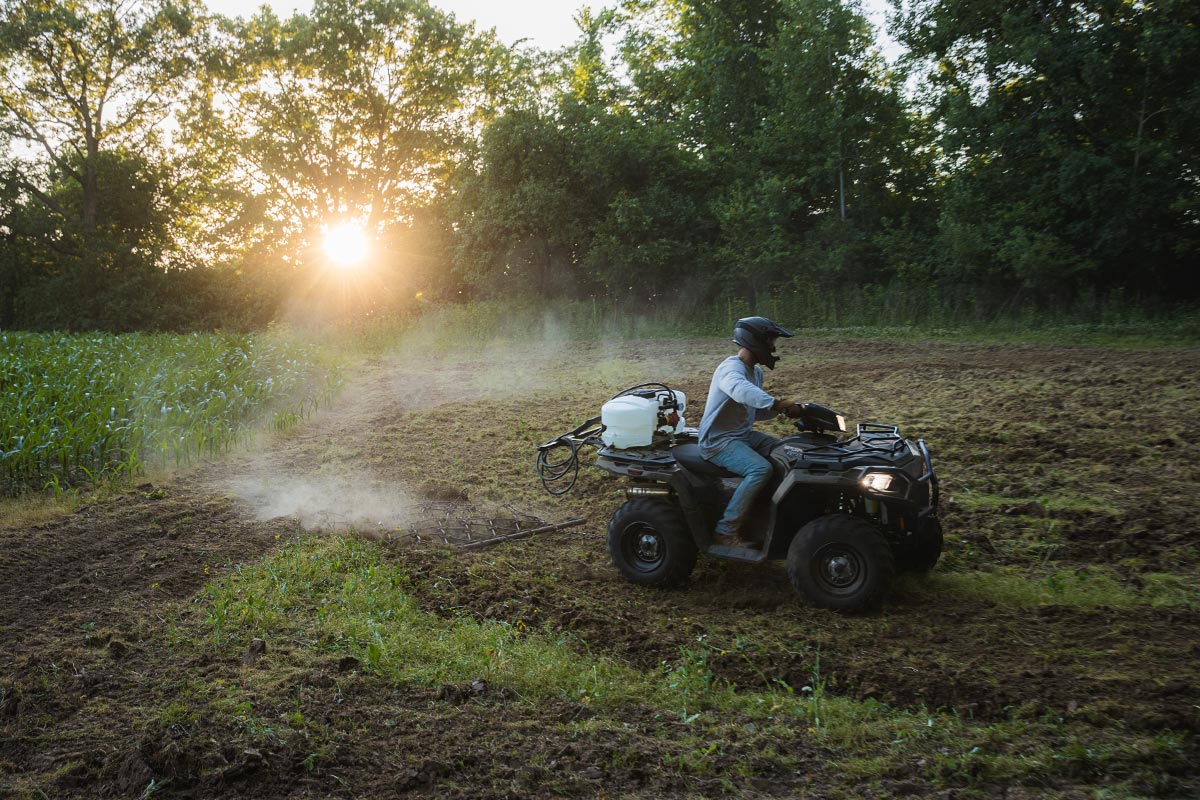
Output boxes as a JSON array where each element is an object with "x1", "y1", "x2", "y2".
[
  {"x1": 894, "y1": 0, "x2": 1200, "y2": 298},
  {"x1": 0, "y1": 147, "x2": 211, "y2": 330},
  {"x1": 449, "y1": 8, "x2": 710, "y2": 302},
  {"x1": 620, "y1": 0, "x2": 927, "y2": 302},
  {"x1": 451, "y1": 101, "x2": 707, "y2": 300},
  {"x1": 0, "y1": 0, "x2": 204, "y2": 329},
  {"x1": 185, "y1": 0, "x2": 507, "y2": 262},
  {"x1": 0, "y1": 0, "x2": 197, "y2": 234},
  {"x1": 0, "y1": 0, "x2": 208, "y2": 331},
  {"x1": 622, "y1": 0, "x2": 787, "y2": 157}
]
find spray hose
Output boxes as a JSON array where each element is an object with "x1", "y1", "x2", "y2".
[{"x1": 535, "y1": 415, "x2": 602, "y2": 495}]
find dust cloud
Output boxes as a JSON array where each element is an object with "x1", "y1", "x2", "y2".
[
  {"x1": 226, "y1": 472, "x2": 417, "y2": 533},
  {"x1": 217, "y1": 314, "x2": 713, "y2": 532}
]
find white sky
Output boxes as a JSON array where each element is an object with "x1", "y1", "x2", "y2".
[
  {"x1": 204, "y1": 1, "x2": 591, "y2": 50},
  {"x1": 203, "y1": 1, "x2": 901, "y2": 58}
]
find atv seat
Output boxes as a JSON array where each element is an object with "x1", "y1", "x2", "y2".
[{"x1": 670, "y1": 443, "x2": 738, "y2": 478}]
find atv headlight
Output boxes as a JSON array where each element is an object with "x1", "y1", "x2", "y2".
[{"x1": 860, "y1": 471, "x2": 905, "y2": 495}]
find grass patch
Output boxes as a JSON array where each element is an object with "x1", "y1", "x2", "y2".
[
  {"x1": 897, "y1": 567, "x2": 1184, "y2": 609},
  {"x1": 0, "y1": 491, "x2": 84, "y2": 530},
  {"x1": 952, "y1": 491, "x2": 1121, "y2": 518},
  {"x1": 206, "y1": 535, "x2": 663, "y2": 707},
  {"x1": 192, "y1": 535, "x2": 1193, "y2": 794},
  {"x1": 1139, "y1": 573, "x2": 1200, "y2": 608},
  {"x1": 201, "y1": 535, "x2": 940, "y2": 743}
]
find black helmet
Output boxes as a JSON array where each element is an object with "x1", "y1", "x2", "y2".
[{"x1": 733, "y1": 316, "x2": 794, "y2": 370}]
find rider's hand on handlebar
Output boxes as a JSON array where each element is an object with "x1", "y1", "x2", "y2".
[{"x1": 775, "y1": 399, "x2": 804, "y2": 418}]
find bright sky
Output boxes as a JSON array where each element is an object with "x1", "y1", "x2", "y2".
[
  {"x1": 204, "y1": 1, "x2": 900, "y2": 58},
  {"x1": 204, "y1": 1, "x2": 591, "y2": 50}
]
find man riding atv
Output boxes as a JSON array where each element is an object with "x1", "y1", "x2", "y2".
[
  {"x1": 699, "y1": 317, "x2": 805, "y2": 548},
  {"x1": 535, "y1": 313, "x2": 942, "y2": 611}
]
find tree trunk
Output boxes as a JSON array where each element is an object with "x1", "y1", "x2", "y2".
[
  {"x1": 81, "y1": 134, "x2": 100, "y2": 232},
  {"x1": 839, "y1": 164, "x2": 846, "y2": 221}
]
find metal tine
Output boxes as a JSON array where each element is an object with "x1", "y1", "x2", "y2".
[{"x1": 393, "y1": 501, "x2": 560, "y2": 548}]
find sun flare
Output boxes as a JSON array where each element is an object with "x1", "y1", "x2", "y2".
[{"x1": 323, "y1": 223, "x2": 369, "y2": 268}]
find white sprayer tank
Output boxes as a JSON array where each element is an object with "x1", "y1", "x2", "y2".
[{"x1": 600, "y1": 390, "x2": 686, "y2": 449}]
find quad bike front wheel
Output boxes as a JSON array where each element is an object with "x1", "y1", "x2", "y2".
[
  {"x1": 787, "y1": 514, "x2": 895, "y2": 612},
  {"x1": 607, "y1": 498, "x2": 697, "y2": 588}
]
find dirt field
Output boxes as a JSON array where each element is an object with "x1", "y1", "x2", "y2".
[{"x1": 2, "y1": 337, "x2": 1197, "y2": 798}]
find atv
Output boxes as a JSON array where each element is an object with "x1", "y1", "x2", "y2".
[{"x1": 536, "y1": 383, "x2": 942, "y2": 612}]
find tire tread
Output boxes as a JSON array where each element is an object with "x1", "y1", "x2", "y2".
[{"x1": 607, "y1": 498, "x2": 697, "y2": 588}]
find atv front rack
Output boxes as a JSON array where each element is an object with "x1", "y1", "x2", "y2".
[
  {"x1": 786, "y1": 422, "x2": 939, "y2": 510},
  {"x1": 793, "y1": 422, "x2": 907, "y2": 460}
]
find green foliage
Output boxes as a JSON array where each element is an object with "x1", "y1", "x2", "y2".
[
  {"x1": 451, "y1": 101, "x2": 708, "y2": 299},
  {"x1": 894, "y1": 0, "x2": 1200, "y2": 297},
  {"x1": 454, "y1": 0, "x2": 930, "y2": 305},
  {"x1": 0, "y1": 0, "x2": 208, "y2": 329},
  {"x1": 0, "y1": 148, "x2": 221, "y2": 331},
  {"x1": 0, "y1": 0, "x2": 1196, "y2": 329},
  {"x1": 176, "y1": 0, "x2": 510, "y2": 319},
  {"x1": 0, "y1": 0, "x2": 197, "y2": 202},
  {"x1": 0, "y1": 330, "x2": 341, "y2": 494}
]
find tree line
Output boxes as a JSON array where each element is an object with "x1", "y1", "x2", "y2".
[{"x1": 1, "y1": 0, "x2": 1195, "y2": 332}]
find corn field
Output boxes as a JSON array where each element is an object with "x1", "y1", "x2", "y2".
[{"x1": 0, "y1": 331, "x2": 342, "y2": 495}]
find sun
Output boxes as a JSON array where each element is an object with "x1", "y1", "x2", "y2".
[{"x1": 323, "y1": 222, "x2": 369, "y2": 268}]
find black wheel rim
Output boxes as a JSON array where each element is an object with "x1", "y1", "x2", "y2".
[
  {"x1": 620, "y1": 522, "x2": 664, "y2": 574},
  {"x1": 811, "y1": 542, "x2": 866, "y2": 596}
]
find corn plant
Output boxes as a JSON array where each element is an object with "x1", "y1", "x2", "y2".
[{"x1": 0, "y1": 331, "x2": 341, "y2": 494}]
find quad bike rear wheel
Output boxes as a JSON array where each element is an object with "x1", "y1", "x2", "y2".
[
  {"x1": 787, "y1": 514, "x2": 894, "y2": 612},
  {"x1": 607, "y1": 498, "x2": 697, "y2": 588}
]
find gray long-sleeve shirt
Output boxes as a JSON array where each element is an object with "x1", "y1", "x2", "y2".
[{"x1": 697, "y1": 355, "x2": 779, "y2": 458}]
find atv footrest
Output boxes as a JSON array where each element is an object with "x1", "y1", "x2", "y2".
[{"x1": 705, "y1": 543, "x2": 769, "y2": 563}]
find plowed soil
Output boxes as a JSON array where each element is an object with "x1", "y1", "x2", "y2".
[{"x1": 2, "y1": 337, "x2": 1198, "y2": 798}]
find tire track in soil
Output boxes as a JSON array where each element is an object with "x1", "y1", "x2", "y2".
[{"x1": 3, "y1": 341, "x2": 1199, "y2": 797}]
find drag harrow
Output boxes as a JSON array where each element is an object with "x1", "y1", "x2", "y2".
[{"x1": 390, "y1": 500, "x2": 585, "y2": 549}]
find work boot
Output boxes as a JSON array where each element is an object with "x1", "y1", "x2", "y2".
[{"x1": 714, "y1": 526, "x2": 756, "y2": 549}]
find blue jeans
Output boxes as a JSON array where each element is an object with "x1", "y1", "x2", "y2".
[{"x1": 707, "y1": 431, "x2": 779, "y2": 535}]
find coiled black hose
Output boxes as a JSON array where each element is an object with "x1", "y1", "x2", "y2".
[
  {"x1": 535, "y1": 413, "x2": 602, "y2": 495},
  {"x1": 536, "y1": 437, "x2": 583, "y2": 495}
]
